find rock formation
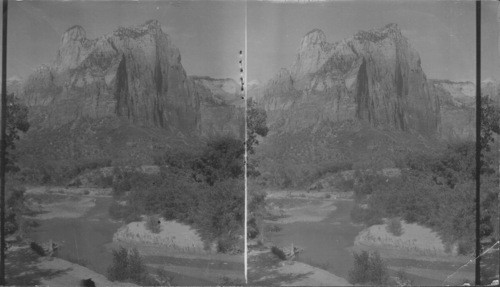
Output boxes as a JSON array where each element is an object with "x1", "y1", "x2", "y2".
[
  {"x1": 17, "y1": 20, "x2": 243, "y2": 138},
  {"x1": 254, "y1": 24, "x2": 440, "y2": 137},
  {"x1": 430, "y1": 80, "x2": 475, "y2": 141}
]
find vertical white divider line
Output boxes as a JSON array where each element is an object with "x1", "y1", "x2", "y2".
[{"x1": 244, "y1": 0, "x2": 248, "y2": 283}]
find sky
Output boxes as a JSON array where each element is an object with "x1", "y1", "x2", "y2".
[
  {"x1": 248, "y1": 0, "x2": 498, "y2": 83},
  {"x1": 0, "y1": 0, "x2": 498, "y2": 84}
]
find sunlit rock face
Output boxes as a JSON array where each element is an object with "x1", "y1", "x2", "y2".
[
  {"x1": 17, "y1": 20, "x2": 243, "y2": 139},
  {"x1": 430, "y1": 80, "x2": 475, "y2": 141},
  {"x1": 190, "y1": 76, "x2": 245, "y2": 138},
  {"x1": 254, "y1": 24, "x2": 440, "y2": 137}
]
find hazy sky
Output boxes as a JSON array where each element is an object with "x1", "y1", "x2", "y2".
[
  {"x1": 1, "y1": 0, "x2": 498, "y2": 84},
  {"x1": 3, "y1": 0, "x2": 245, "y2": 80},
  {"x1": 248, "y1": 0, "x2": 498, "y2": 83}
]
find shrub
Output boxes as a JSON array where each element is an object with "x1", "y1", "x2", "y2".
[
  {"x1": 112, "y1": 178, "x2": 132, "y2": 198},
  {"x1": 146, "y1": 215, "x2": 161, "y2": 234},
  {"x1": 30, "y1": 242, "x2": 46, "y2": 256},
  {"x1": 194, "y1": 179, "x2": 244, "y2": 249},
  {"x1": 219, "y1": 276, "x2": 245, "y2": 286},
  {"x1": 271, "y1": 246, "x2": 287, "y2": 260},
  {"x1": 312, "y1": 161, "x2": 353, "y2": 182},
  {"x1": 192, "y1": 136, "x2": 244, "y2": 186},
  {"x1": 217, "y1": 236, "x2": 238, "y2": 253},
  {"x1": 386, "y1": 218, "x2": 403, "y2": 236},
  {"x1": 107, "y1": 247, "x2": 148, "y2": 284},
  {"x1": 395, "y1": 268, "x2": 413, "y2": 286},
  {"x1": 348, "y1": 250, "x2": 389, "y2": 285},
  {"x1": 95, "y1": 175, "x2": 113, "y2": 188},
  {"x1": 264, "y1": 224, "x2": 282, "y2": 233},
  {"x1": 338, "y1": 178, "x2": 354, "y2": 191},
  {"x1": 107, "y1": 247, "x2": 130, "y2": 281}
]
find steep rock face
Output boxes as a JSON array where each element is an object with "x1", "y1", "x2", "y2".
[
  {"x1": 190, "y1": 76, "x2": 245, "y2": 138},
  {"x1": 482, "y1": 79, "x2": 500, "y2": 102},
  {"x1": 430, "y1": 79, "x2": 500, "y2": 141},
  {"x1": 20, "y1": 20, "x2": 200, "y2": 134},
  {"x1": 255, "y1": 24, "x2": 440, "y2": 137},
  {"x1": 430, "y1": 80, "x2": 475, "y2": 141}
]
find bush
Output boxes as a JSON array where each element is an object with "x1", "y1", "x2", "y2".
[
  {"x1": 348, "y1": 250, "x2": 389, "y2": 285},
  {"x1": 112, "y1": 181, "x2": 131, "y2": 198},
  {"x1": 219, "y1": 276, "x2": 245, "y2": 286},
  {"x1": 386, "y1": 218, "x2": 403, "y2": 236},
  {"x1": 264, "y1": 224, "x2": 282, "y2": 233},
  {"x1": 312, "y1": 161, "x2": 353, "y2": 182},
  {"x1": 395, "y1": 268, "x2": 413, "y2": 286},
  {"x1": 107, "y1": 247, "x2": 147, "y2": 284},
  {"x1": 271, "y1": 246, "x2": 287, "y2": 260},
  {"x1": 217, "y1": 236, "x2": 238, "y2": 253},
  {"x1": 30, "y1": 242, "x2": 46, "y2": 256},
  {"x1": 338, "y1": 178, "x2": 354, "y2": 191},
  {"x1": 146, "y1": 215, "x2": 161, "y2": 234},
  {"x1": 194, "y1": 179, "x2": 244, "y2": 249},
  {"x1": 95, "y1": 175, "x2": 113, "y2": 188},
  {"x1": 192, "y1": 136, "x2": 244, "y2": 185}
]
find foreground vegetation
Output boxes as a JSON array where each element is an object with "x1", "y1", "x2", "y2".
[
  {"x1": 109, "y1": 136, "x2": 245, "y2": 253},
  {"x1": 108, "y1": 246, "x2": 171, "y2": 286},
  {"x1": 351, "y1": 97, "x2": 500, "y2": 255}
]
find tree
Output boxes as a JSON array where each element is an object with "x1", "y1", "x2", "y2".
[
  {"x1": 348, "y1": 251, "x2": 389, "y2": 285},
  {"x1": 195, "y1": 179, "x2": 244, "y2": 252},
  {"x1": 107, "y1": 247, "x2": 129, "y2": 281},
  {"x1": 192, "y1": 136, "x2": 244, "y2": 185},
  {"x1": 480, "y1": 95, "x2": 500, "y2": 153},
  {"x1": 246, "y1": 98, "x2": 268, "y2": 155},
  {"x1": 107, "y1": 247, "x2": 148, "y2": 284},
  {"x1": 5, "y1": 94, "x2": 29, "y2": 172},
  {"x1": 246, "y1": 98, "x2": 269, "y2": 177}
]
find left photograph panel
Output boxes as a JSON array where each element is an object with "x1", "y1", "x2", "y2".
[{"x1": 2, "y1": 1, "x2": 245, "y2": 286}]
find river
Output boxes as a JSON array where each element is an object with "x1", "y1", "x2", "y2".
[
  {"x1": 264, "y1": 198, "x2": 479, "y2": 285},
  {"x1": 28, "y1": 195, "x2": 241, "y2": 285}
]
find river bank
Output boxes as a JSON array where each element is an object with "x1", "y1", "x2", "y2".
[
  {"x1": 253, "y1": 188, "x2": 477, "y2": 286},
  {"x1": 21, "y1": 185, "x2": 243, "y2": 286}
]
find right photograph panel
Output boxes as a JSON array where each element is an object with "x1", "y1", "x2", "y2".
[{"x1": 246, "y1": 1, "x2": 496, "y2": 285}]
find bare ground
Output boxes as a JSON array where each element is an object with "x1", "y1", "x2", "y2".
[
  {"x1": 6, "y1": 245, "x2": 136, "y2": 287},
  {"x1": 248, "y1": 247, "x2": 350, "y2": 286}
]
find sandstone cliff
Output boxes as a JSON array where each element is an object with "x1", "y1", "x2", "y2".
[
  {"x1": 18, "y1": 20, "x2": 243, "y2": 139},
  {"x1": 12, "y1": 20, "x2": 243, "y2": 166},
  {"x1": 190, "y1": 76, "x2": 244, "y2": 138},
  {"x1": 254, "y1": 24, "x2": 440, "y2": 137},
  {"x1": 430, "y1": 80, "x2": 475, "y2": 141}
]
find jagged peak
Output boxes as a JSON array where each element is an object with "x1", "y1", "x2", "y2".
[
  {"x1": 114, "y1": 19, "x2": 165, "y2": 39},
  {"x1": 353, "y1": 23, "x2": 403, "y2": 43},
  {"x1": 301, "y1": 29, "x2": 327, "y2": 47},
  {"x1": 276, "y1": 68, "x2": 291, "y2": 77},
  {"x1": 382, "y1": 23, "x2": 400, "y2": 32},
  {"x1": 144, "y1": 19, "x2": 161, "y2": 27},
  {"x1": 61, "y1": 25, "x2": 86, "y2": 44}
]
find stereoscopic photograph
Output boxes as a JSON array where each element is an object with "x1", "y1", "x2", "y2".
[
  {"x1": 2, "y1": 1, "x2": 245, "y2": 286},
  {"x1": 0, "y1": 0, "x2": 498, "y2": 287},
  {"x1": 246, "y1": 1, "x2": 499, "y2": 286}
]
